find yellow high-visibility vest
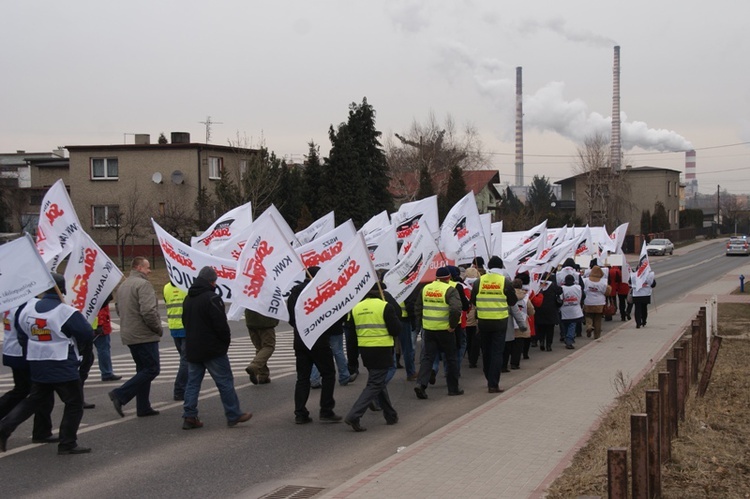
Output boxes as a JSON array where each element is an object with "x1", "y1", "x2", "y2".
[
  {"x1": 163, "y1": 282, "x2": 187, "y2": 330},
  {"x1": 352, "y1": 298, "x2": 393, "y2": 347},
  {"x1": 475, "y1": 273, "x2": 509, "y2": 320},
  {"x1": 421, "y1": 280, "x2": 451, "y2": 331}
]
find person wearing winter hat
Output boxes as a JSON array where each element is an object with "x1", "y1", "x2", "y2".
[
  {"x1": 413, "y1": 267, "x2": 464, "y2": 399},
  {"x1": 582, "y1": 266, "x2": 611, "y2": 339}
]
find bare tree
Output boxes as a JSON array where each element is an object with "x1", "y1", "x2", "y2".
[
  {"x1": 225, "y1": 132, "x2": 283, "y2": 214},
  {"x1": 574, "y1": 133, "x2": 634, "y2": 228},
  {"x1": 2, "y1": 188, "x2": 33, "y2": 233},
  {"x1": 155, "y1": 192, "x2": 195, "y2": 243},
  {"x1": 120, "y1": 183, "x2": 152, "y2": 254},
  {"x1": 386, "y1": 112, "x2": 487, "y2": 202}
]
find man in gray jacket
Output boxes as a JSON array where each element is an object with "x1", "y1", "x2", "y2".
[{"x1": 109, "y1": 257, "x2": 162, "y2": 418}]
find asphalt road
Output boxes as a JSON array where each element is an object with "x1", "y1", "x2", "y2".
[{"x1": 0, "y1": 239, "x2": 742, "y2": 498}]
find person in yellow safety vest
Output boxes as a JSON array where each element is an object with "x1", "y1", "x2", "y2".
[
  {"x1": 163, "y1": 280, "x2": 188, "y2": 401},
  {"x1": 413, "y1": 267, "x2": 464, "y2": 399},
  {"x1": 470, "y1": 256, "x2": 523, "y2": 394},
  {"x1": 343, "y1": 282, "x2": 401, "y2": 432}
]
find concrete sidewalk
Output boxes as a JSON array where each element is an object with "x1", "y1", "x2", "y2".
[{"x1": 321, "y1": 260, "x2": 750, "y2": 498}]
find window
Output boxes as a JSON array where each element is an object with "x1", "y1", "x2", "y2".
[
  {"x1": 92, "y1": 205, "x2": 119, "y2": 228},
  {"x1": 239, "y1": 159, "x2": 248, "y2": 180},
  {"x1": 208, "y1": 157, "x2": 223, "y2": 179},
  {"x1": 91, "y1": 157, "x2": 119, "y2": 179}
]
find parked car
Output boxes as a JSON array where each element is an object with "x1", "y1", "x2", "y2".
[
  {"x1": 646, "y1": 238, "x2": 674, "y2": 256},
  {"x1": 726, "y1": 235, "x2": 750, "y2": 256}
]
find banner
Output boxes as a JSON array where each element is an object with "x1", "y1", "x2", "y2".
[
  {"x1": 391, "y1": 195, "x2": 439, "y2": 242},
  {"x1": 503, "y1": 220, "x2": 547, "y2": 259},
  {"x1": 231, "y1": 214, "x2": 306, "y2": 322},
  {"x1": 439, "y1": 191, "x2": 486, "y2": 264},
  {"x1": 294, "y1": 234, "x2": 376, "y2": 350},
  {"x1": 603, "y1": 223, "x2": 629, "y2": 255},
  {"x1": 490, "y1": 221, "x2": 503, "y2": 260},
  {"x1": 153, "y1": 219, "x2": 237, "y2": 302},
  {"x1": 0, "y1": 233, "x2": 55, "y2": 312},
  {"x1": 632, "y1": 241, "x2": 652, "y2": 292},
  {"x1": 190, "y1": 201, "x2": 253, "y2": 253},
  {"x1": 359, "y1": 210, "x2": 390, "y2": 237},
  {"x1": 295, "y1": 211, "x2": 335, "y2": 246},
  {"x1": 296, "y1": 220, "x2": 357, "y2": 269},
  {"x1": 36, "y1": 179, "x2": 84, "y2": 271},
  {"x1": 365, "y1": 224, "x2": 398, "y2": 270},
  {"x1": 63, "y1": 231, "x2": 123, "y2": 322},
  {"x1": 383, "y1": 224, "x2": 440, "y2": 303}
]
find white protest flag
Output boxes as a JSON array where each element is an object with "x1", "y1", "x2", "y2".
[
  {"x1": 63, "y1": 231, "x2": 123, "y2": 322},
  {"x1": 294, "y1": 233, "x2": 377, "y2": 350},
  {"x1": 365, "y1": 224, "x2": 398, "y2": 270},
  {"x1": 383, "y1": 224, "x2": 440, "y2": 304},
  {"x1": 0, "y1": 234, "x2": 55, "y2": 312},
  {"x1": 153, "y1": 219, "x2": 237, "y2": 302},
  {"x1": 231, "y1": 213, "x2": 306, "y2": 322},
  {"x1": 190, "y1": 201, "x2": 253, "y2": 253},
  {"x1": 296, "y1": 220, "x2": 357, "y2": 269},
  {"x1": 359, "y1": 210, "x2": 390, "y2": 237},
  {"x1": 606, "y1": 223, "x2": 629, "y2": 255},
  {"x1": 391, "y1": 195, "x2": 439, "y2": 242},
  {"x1": 480, "y1": 213, "x2": 492, "y2": 256},
  {"x1": 36, "y1": 179, "x2": 84, "y2": 270},
  {"x1": 504, "y1": 228, "x2": 547, "y2": 278},
  {"x1": 632, "y1": 241, "x2": 652, "y2": 291},
  {"x1": 573, "y1": 226, "x2": 597, "y2": 258},
  {"x1": 490, "y1": 221, "x2": 503, "y2": 259},
  {"x1": 502, "y1": 220, "x2": 547, "y2": 258},
  {"x1": 295, "y1": 211, "x2": 335, "y2": 246},
  {"x1": 439, "y1": 191, "x2": 485, "y2": 262},
  {"x1": 265, "y1": 204, "x2": 300, "y2": 248}
]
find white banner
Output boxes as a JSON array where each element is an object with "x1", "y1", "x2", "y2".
[
  {"x1": 295, "y1": 211, "x2": 335, "y2": 246},
  {"x1": 503, "y1": 220, "x2": 547, "y2": 259},
  {"x1": 296, "y1": 220, "x2": 357, "y2": 269},
  {"x1": 392, "y1": 195, "x2": 439, "y2": 242},
  {"x1": 359, "y1": 210, "x2": 390, "y2": 237},
  {"x1": 63, "y1": 231, "x2": 123, "y2": 322},
  {"x1": 0, "y1": 234, "x2": 55, "y2": 312},
  {"x1": 294, "y1": 234, "x2": 377, "y2": 350},
  {"x1": 153, "y1": 219, "x2": 237, "y2": 302},
  {"x1": 383, "y1": 224, "x2": 440, "y2": 303},
  {"x1": 490, "y1": 221, "x2": 503, "y2": 260},
  {"x1": 439, "y1": 191, "x2": 486, "y2": 264},
  {"x1": 632, "y1": 241, "x2": 652, "y2": 292},
  {"x1": 36, "y1": 179, "x2": 84, "y2": 271},
  {"x1": 365, "y1": 224, "x2": 398, "y2": 270},
  {"x1": 231, "y1": 214, "x2": 306, "y2": 322},
  {"x1": 191, "y1": 201, "x2": 253, "y2": 253}
]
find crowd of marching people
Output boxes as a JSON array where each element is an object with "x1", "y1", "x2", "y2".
[{"x1": 0, "y1": 249, "x2": 657, "y2": 453}]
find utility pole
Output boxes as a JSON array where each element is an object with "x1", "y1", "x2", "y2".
[
  {"x1": 199, "y1": 116, "x2": 223, "y2": 144},
  {"x1": 717, "y1": 184, "x2": 720, "y2": 236}
]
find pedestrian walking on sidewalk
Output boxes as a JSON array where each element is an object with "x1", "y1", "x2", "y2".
[
  {"x1": 631, "y1": 270, "x2": 656, "y2": 328},
  {"x1": 244, "y1": 309, "x2": 279, "y2": 385},
  {"x1": 181, "y1": 267, "x2": 252, "y2": 430},
  {"x1": 560, "y1": 275, "x2": 585, "y2": 349},
  {"x1": 531, "y1": 278, "x2": 562, "y2": 352},
  {"x1": 582, "y1": 266, "x2": 610, "y2": 339}
]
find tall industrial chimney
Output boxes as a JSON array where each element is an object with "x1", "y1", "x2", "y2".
[
  {"x1": 611, "y1": 45, "x2": 622, "y2": 171},
  {"x1": 515, "y1": 66, "x2": 524, "y2": 186},
  {"x1": 685, "y1": 150, "x2": 698, "y2": 199}
]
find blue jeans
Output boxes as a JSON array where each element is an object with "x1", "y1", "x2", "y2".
[
  {"x1": 94, "y1": 334, "x2": 114, "y2": 379},
  {"x1": 111, "y1": 342, "x2": 160, "y2": 416},
  {"x1": 399, "y1": 320, "x2": 416, "y2": 377},
  {"x1": 385, "y1": 351, "x2": 397, "y2": 384},
  {"x1": 311, "y1": 335, "x2": 350, "y2": 386},
  {"x1": 172, "y1": 337, "x2": 188, "y2": 398},
  {"x1": 182, "y1": 354, "x2": 243, "y2": 422},
  {"x1": 561, "y1": 320, "x2": 578, "y2": 346}
]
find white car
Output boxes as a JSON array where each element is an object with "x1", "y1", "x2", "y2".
[
  {"x1": 646, "y1": 238, "x2": 674, "y2": 256},
  {"x1": 726, "y1": 236, "x2": 750, "y2": 256}
]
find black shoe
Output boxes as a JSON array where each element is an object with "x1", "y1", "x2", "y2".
[
  {"x1": 636, "y1": 324, "x2": 641, "y2": 329},
  {"x1": 541, "y1": 344, "x2": 546, "y2": 351},
  {"x1": 245, "y1": 366, "x2": 258, "y2": 385},
  {"x1": 108, "y1": 391, "x2": 124, "y2": 418},
  {"x1": 414, "y1": 385, "x2": 428, "y2": 399},
  {"x1": 530, "y1": 342, "x2": 537, "y2": 347},
  {"x1": 32, "y1": 435, "x2": 60, "y2": 444},
  {"x1": 386, "y1": 416, "x2": 399, "y2": 425},
  {"x1": 319, "y1": 413, "x2": 343, "y2": 423},
  {"x1": 448, "y1": 389, "x2": 465, "y2": 396},
  {"x1": 348, "y1": 371, "x2": 359, "y2": 383},
  {"x1": 369, "y1": 401, "x2": 382, "y2": 412},
  {"x1": 137, "y1": 409, "x2": 160, "y2": 417},
  {"x1": 429, "y1": 369, "x2": 437, "y2": 385},
  {"x1": 559, "y1": 337, "x2": 565, "y2": 343},
  {"x1": 511, "y1": 365, "x2": 520, "y2": 370},
  {"x1": 183, "y1": 417, "x2": 203, "y2": 430},
  {"x1": 57, "y1": 446, "x2": 91, "y2": 455},
  {"x1": 83, "y1": 402, "x2": 96, "y2": 409},
  {"x1": 345, "y1": 419, "x2": 367, "y2": 432},
  {"x1": 101, "y1": 375, "x2": 122, "y2": 381},
  {"x1": 469, "y1": 364, "x2": 477, "y2": 368},
  {"x1": 565, "y1": 344, "x2": 575, "y2": 350},
  {"x1": 501, "y1": 368, "x2": 510, "y2": 373},
  {"x1": 546, "y1": 346, "x2": 552, "y2": 352},
  {"x1": 523, "y1": 354, "x2": 530, "y2": 360},
  {"x1": 626, "y1": 314, "x2": 631, "y2": 320},
  {"x1": 173, "y1": 394, "x2": 184, "y2": 401},
  {"x1": 257, "y1": 377, "x2": 271, "y2": 384},
  {"x1": 488, "y1": 387, "x2": 504, "y2": 394},
  {"x1": 295, "y1": 415, "x2": 313, "y2": 425}
]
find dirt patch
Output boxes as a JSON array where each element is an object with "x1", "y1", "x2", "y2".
[{"x1": 545, "y1": 304, "x2": 750, "y2": 498}]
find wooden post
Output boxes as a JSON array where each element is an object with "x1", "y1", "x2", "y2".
[
  {"x1": 631, "y1": 414, "x2": 649, "y2": 499},
  {"x1": 666, "y1": 358, "x2": 679, "y2": 437},
  {"x1": 646, "y1": 390, "x2": 662, "y2": 498},
  {"x1": 691, "y1": 319, "x2": 701, "y2": 384},
  {"x1": 658, "y1": 372, "x2": 671, "y2": 462},
  {"x1": 674, "y1": 346, "x2": 687, "y2": 420},
  {"x1": 698, "y1": 336, "x2": 723, "y2": 397},
  {"x1": 608, "y1": 447, "x2": 628, "y2": 499},
  {"x1": 698, "y1": 307, "x2": 707, "y2": 364}
]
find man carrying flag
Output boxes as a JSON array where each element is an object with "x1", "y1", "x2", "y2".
[{"x1": 631, "y1": 243, "x2": 656, "y2": 329}]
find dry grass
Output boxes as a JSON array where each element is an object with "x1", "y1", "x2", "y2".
[{"x1": 545, "y1": 304, "x2": 750, "y2": 498}]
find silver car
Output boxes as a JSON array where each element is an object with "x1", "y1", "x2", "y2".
[
  {"x1": 646, "y1": 238, "x2": 674, "y2": 256},
  {"x1": 726, "y1": 236, "x2": 750, "y2": 256}
]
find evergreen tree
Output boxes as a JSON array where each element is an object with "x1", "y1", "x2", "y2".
[
  {"x1": 303, "y1": 141, "x2": 325, "y2": 218},
  {"x1": 439, "y1": 164, "x2": 467, "y2": 219},
  {"x1": 640, "y1": 209, "x2": 652, "y2": 234},
  {"x1": 526, "y1": 175, "x2": 556, "y2": 223},
  {"x1": 276, "y1": 163, "x2": 305, "y2": 228},
  {"x1": 416, "y1": 165, "x2": 434, "y2": 200},
  {"x1": 214, "y1": 168, "x2": 242, "y2": 215},
  {"x1": 296, "y1": 204, "x2": 314, "y2": 232},
  {"x1": 651, "y1": 201, "x2": 669, "y2": 232}
]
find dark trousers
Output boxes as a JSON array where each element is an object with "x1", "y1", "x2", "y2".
[
  {"x1": 466, "y1": 326, "x2": 480, "y2": 367},
  {"x1": 0, "y1": 368, "x2": 53, "y2": 439},
  {"x1": 618, "y1": 294, "x2": 633, "y2": 319},
  {"x1": 294, "y1": 338, "x2": 336, "y2": 418},
  {"x1": 479, "y1": 319, "x2": 508, "y2": 389},
  {"x1": 417, "y1": 329, "x2": 459, "y2": 393},
  {"x1": 346, "y1": 367, "x2": 397, "y2": 424},
  {"x1": 0, "y1": 379, "x2": 82, "y2": 450},
  {"x1": 345, "y1": 325, "x2": 359, "y2": 375},
  {"x1": 536, "y1": 323, "x2": 556, "y2": 348},
  {"x1": 510, "y1": 338, "x2": 529, "y2": 367},
  {"x1": 111, "y1": 342, "x2": 160, "y2": 416},
  {"x1": 633, "y1": 298, "x2": 650, "y2": 326}
]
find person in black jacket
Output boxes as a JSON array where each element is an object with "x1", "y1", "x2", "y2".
[{"x1": 181, "y1": 267, "x2": 251, "y2": 430}]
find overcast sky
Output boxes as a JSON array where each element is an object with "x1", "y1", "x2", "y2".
[{"x1": 2, "y1": 0, "x2": 748, "y2": 194}]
